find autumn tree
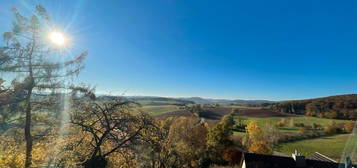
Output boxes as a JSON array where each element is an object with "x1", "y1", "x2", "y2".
[
  {"x1": 263, "y1": 122, "x2": 280, "y2": 146},
  {"x1": 243, "y1": 121, "x2": 273, "y2": 154},
  {"x1": 222, "y1": 148, "x2": 242, "y2": 166},
  {"x1": 137, "y1": 117, "x2": 182, "y2": 168},
  {"x1": 323, "y1": 121, "x2": 340, "y2": 134},
  {"x1": 206, "y1": 113, "x2": 235, "y2": 163},
  {"x1": 343, "y1": 120, "x2": 355, "y2": 133},
  {"x1": 168, "y1": 117, "x2": 208, "y2": 167},
  {"x1": 0, "y1": 6, "x2": 86, "y2": 167},
  {"x1": 137, "y1": 116, "x2": 208, "y2": 168},
  {"x1": 272, "y1": 95, "x2": 357, "y2": 119},
  {"x1": 232, "y1": 108, "x2": 245, "y2": 129}
]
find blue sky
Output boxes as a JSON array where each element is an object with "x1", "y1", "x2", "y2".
[{"x1": 1, "y1": 0, "x2": 357, "y2": 100}]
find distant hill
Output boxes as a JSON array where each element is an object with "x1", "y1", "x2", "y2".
[
  {"x1": 271, "y1": 94, "x2": 357, "y2": 119},
  {"x1": 179, "y1": 97, "x2": 275, "y2": 105},
  {"x1": 96, "y1": 96, "x2": 194, "y2": 106},
  {"x1": 96, "y1": 95, "x2": 274, "y2": 105}
]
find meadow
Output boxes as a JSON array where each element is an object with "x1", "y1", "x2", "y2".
[
  {"x1": 239, "y1": 116, "x2": 346, "y2": 133},
  {"x1": 232, "y1": 107, "x2": 354, "y2": 162},
  {"x1": 277, "y1": 134, "x2": 353, "y2": 161},
  {"x1": 138, "y1": 105, "x2": 180, "y2": 115}
]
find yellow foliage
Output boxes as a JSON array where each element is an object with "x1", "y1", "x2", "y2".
[
  {"x1": 107, "y1": 150, "x2": 137, "y2": 168},
  {"x1": 248, "y1": 141, "x2": 272, "y2": 154},
  {"x1": 0, "y1": 146, "x2": 25, "y2": 168},
  {"x1": 168, "y1": 117, "x2": 208, "y2": 163},
  {"x1": 344, "y1": 120, "x2": 355, "y2": 133},
  {"x1": 0, "y1": 136, "x2": 24, "y2": 168},
  {"x1": 244, "y1": 121, "x2": 273, "y2": 154},
  {"x1": 245, "y1": 121, "x2": 263, "y2": 141}
]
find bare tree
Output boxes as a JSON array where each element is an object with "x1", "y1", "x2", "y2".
[
  {"x1": 70, "y1": 92, "x2": 152, "y2": 168},
  {"x1": 0, "y1": 6, "x2": 86, "y2": 167}
]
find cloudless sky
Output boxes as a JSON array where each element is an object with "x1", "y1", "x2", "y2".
[{"x1": 1, "y1": 0, "x2": 357, "y2": 100}]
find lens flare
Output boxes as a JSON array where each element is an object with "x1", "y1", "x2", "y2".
[{"x1": 49, "y1": 31, "x2": 66, "y2": 46}]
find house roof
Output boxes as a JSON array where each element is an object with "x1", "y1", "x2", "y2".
[
  {"x1": 243, "y1": 152, "x2": 295, "y2": 168},
  {"x1": 308, "y1": 152, "x2": 337, "y2": 163},
  {"x1": 242, "y1": 152, "x2": 348, "y2": 168}
]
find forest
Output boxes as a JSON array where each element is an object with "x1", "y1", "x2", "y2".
[{"x1": 270, "y1": 94, "x2": 357, "y2": 119}]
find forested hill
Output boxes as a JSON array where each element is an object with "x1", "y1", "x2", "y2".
[
  {"x1": 96, "y1": 96, "x2": 194, "y2": 106},
  {"x1": 271, "y1": 94, "x2": 357, "y2": 119}
]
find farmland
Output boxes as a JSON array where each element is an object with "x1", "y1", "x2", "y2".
[
  {"x1": 277, "y1": 134, "x2": 355, "y2": 162},
  {"x1": 141, "y1": 104, "x2": 347, "y2": 128},
  {"x1": 139, "y1": 105, "x2": 180, "y2": 115},
  {"x1": 238, "y1": 115, "x2": 346, "y2": 133},
  {"x1": 142, "y1": 103, "x2": 353, "y2": 161}
]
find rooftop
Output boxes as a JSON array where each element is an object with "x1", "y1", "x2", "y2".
[{"x1": 242, "y1": 152, "x2": 354, "y2": 168}]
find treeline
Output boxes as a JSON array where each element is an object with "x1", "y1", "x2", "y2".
[
  {"x1": 97, "y1": 96, "x2": 195, "y2": 106},
  {"x1": 271, "y1": 94, "x2": 357, "y2": 119}
]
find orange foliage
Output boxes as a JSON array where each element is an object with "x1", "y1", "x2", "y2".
[{"x1": 248, "y1": 141, "x2": 272, "y2": 154}]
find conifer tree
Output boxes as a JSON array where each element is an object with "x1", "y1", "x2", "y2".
[{"x1": 0, "y1": 6, "x2": 86, "y2": 167}]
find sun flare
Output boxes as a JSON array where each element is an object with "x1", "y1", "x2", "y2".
[{"x1": 48, "y1": 31, "x2": 66, "y2": 46}]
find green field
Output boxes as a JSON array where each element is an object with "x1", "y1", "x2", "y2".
[
  {"x1": 136, "y1": 100, "x2": 188, "y2": 106},
  {"x1": 236, "y1": 116, "x2": 346, "y2": 133},
  {"x1": 277, "y1": 134, "x2": 357, "y2": 162},
  {"x1": 140, "y1": 104, "x2": 355, "y2": 163},
  {"x1": 233, "y1": 112, "x2": 356, "y2": 162},
  {"x1": 241, "y1": 116, "x2": 345, "y2": 127},
  {"x1": 139, "y1": 105, "x2": 179, "y2": 115}
]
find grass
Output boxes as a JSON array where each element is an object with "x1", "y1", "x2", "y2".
[
  {"x1": 236, "y1": 116, "x2": 346, "y2": 133},
  {"x1": 233, "y1": 131, "x2": 246, "y2": 136},
  {"x1": 277, "y1": 134, "x2": 356, "y2": 162},
  {"x1": 222, "y1": 105, "x2": 260, "y2": 109},
  {"x1": 136, "y1": 100, "x2": 187, "y2": 106},
  {"x1": 139, "y1": 105, "x2": 179, "y2": 115},
  {"x1": 234, "y1": 113, "x2": 356, "y2": 162},
  {"x1": 241, "y1": 116, "x2": 345, "y2": 127}
]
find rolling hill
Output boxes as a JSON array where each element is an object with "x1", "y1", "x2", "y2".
[{"x1": 271, "y1": 94, "x2": 357, "y2": 119}]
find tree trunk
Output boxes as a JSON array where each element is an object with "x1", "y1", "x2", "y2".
[
  {"x1": 25, "y1": 40, "x2": 34, "y2": 168},
  {"x1": 83, "y1": 156, "x2": 107, "y2": 168},
  {"x1": 24, "y1": 88, "x2": 33, "y2": 168}
]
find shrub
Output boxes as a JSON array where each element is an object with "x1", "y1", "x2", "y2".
[
  {"x1": 223, "y1": 148, "x2": 242, "y2": 165},
  {"x1": 294, "y1": 123, "x2": 305, "y2": 127},
  {"x1": 298, "y1": 127, "x2": 308, "y2": 134},
  {"x1": 312, "y1": 123, "x2": 321, "y2": 130},
  {"x1": 324, "y1": 121, "x2": 340, "y2": 134},
  {"x1": 324, "y1": 111, "x2": 338, "y2": 119},
  {"x1": 288, "y1": 118, "x2": 295, "y2": 128},
  {"x1": 248, "y1": 141, "x2": 273, "y2": 154},
  {"x1": 276, "y1": 120, "x2": 286, "y2": 127},
  {"x1": 343, "y1": 121, "x2": 355, "y2": 133},
  {"x1": 276, "y1": 118, "x2": 292, "y2": 128}
]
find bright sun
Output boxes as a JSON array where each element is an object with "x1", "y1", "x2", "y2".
[{"x1": 49, "y1": 31, "x2": 66, "y2": 46}]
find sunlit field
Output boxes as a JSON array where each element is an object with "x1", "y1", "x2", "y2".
[
  {"x1": 277, "y1": 134, "x2": 353, "y2": 162},
  {"x1": 138, "y1": 105, "x2": 179, "y2": 115}
]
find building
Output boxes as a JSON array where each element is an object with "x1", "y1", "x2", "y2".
[{"x1": 240, "y1": 150, "x2": 355, "y2": 168}]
